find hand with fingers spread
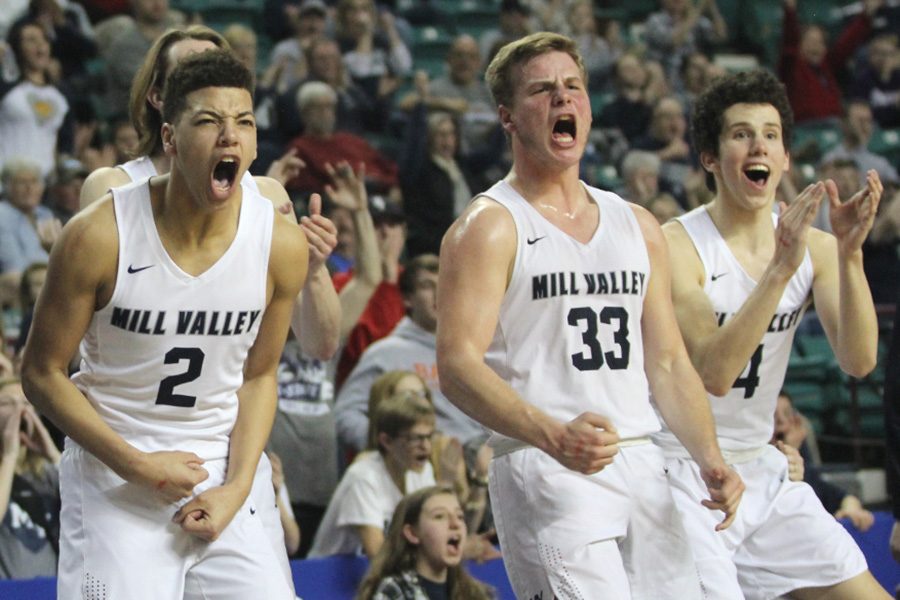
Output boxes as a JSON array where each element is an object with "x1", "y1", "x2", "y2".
[
  {"x1": 828, "y1": 169, "x2": 883, "y2": 254},
  {"x1": 300, "y1": 193, "x2": 338, "y2": 272},
  {"x1": 266, "y1": 148, "x2": 306, "y2": 187},
  {"x1": 549, "y1": 412, "x2": 619, "y2": 474},
  {"x1": 172, "y1": 483, "x2": 246, "y2": 541},
  {"x1": 324, "y1": 161, "x2": 368, "y2": 212},
  {"x1": 0, "y1": 399, "x2": 22, "y2": 460},
  {"x1": 700, "y1": 464, "x2": 744, "y2": 531},
  {"x1": 772, "y1": 182, "x2": 825, "y2": 274},
  {"x1": 131, "y1": 451, "x2": 209, "y2": 504}
]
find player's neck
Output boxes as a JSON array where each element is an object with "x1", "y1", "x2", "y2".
[
  {"x1": 707, "y1": 193, "x2": 777, "y2": 249},
  {"x1": 152, "y1": 171, "x2": 241, "y2": 246},
  {"x1": 507, "y1": 162, "x2": 584, "y2": 209},
  {"x1": 150, "y1": 153, "x2": 172, "y2": 176}
]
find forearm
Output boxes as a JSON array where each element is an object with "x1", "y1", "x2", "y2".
[
  {"x1": 226, "y1": 376, "x2": 278, "y2": 498},
  {"x1": 691, "y1": 267, "x2": 792, "y2": 395},
  {"x1": 277, "y1": 494, "x2": 300, "y2": 555},
  {"x1": 293, "y1": 265, "x2": 340, "y2": 360},
  {"x1": 834, "y1": 250, "x2": 878, "y2": 375},
  {"x1": 650, "y1": 352, "x2": 724, "y2": 469},
  {"x1": 21, "y1": 368, "x2": 142, "y2": 479},
  {"x1": 439, "y1": 351, "x2": 559, "y2": 454},
  {"x1": 0, "y1": 453, "x2": 16, "y2": 518}
]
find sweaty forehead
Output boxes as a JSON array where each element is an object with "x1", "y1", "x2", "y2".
[{"x1": 519, "y1": 51, "x2": 581, "y2": 81}]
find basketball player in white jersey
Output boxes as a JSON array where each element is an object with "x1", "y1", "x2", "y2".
[
  {"x1": 78, "y1": 27, "x2": 340, "y2": 577},
  {"x1": 657, "y1": 69, "x2": 888, "y2": 599},
  {"x1": 20, "y1": 50, "x2": 305, "y2": 599},
  {"x1": 436, "y1": 32, "x2": 743, "y2": 599}
]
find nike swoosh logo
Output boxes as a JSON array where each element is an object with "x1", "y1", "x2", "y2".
[
  {"x1": 526, "y1": 236, "x2": 546, "y2": 245},
  {"x1": 249, "y1": 507, "x2": 256, "y2": 515},
  {"x1": 127, "y1": 264, "x2": 154, "y2": 274},
  {"x1": 711, "y1": 272, "x2": 727, "y2": 281}
]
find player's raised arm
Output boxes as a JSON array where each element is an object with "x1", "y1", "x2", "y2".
[{"x1": 808, "y1": 170, "x2": 882, "y2": 377}]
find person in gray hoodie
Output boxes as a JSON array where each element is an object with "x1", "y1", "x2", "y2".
[{"x1": 334, "y1": 254, "x2": 484, "y2": 454}]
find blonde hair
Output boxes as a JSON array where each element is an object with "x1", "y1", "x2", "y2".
[
  {"x1": 485, "y1": 31, "x2": 586, "y2": 109},
  {"x1": 366, "y1": 371, "x2": 432, "y2": 450}
]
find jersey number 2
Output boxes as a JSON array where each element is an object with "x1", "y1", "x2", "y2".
[
  {"x1": 568, "y1": 306, "x2": 631, "y2": 371},
  {"x1": 155, "y1": 347, "x2": 205, "y2": 407}
]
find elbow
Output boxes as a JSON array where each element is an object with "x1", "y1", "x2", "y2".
[
  {"x1": 840, "y1": 354, "x2": 877, "y2": 380},
  {"x1": 699, "y1": 370, "x2": 733, "y2": 398},
  {"x1": 312, "y1": 338, "x2": 340, "y2": 362}
]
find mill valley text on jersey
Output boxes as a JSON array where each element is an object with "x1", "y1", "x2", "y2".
[
  {"x1": 531, "y1": 270, "x2": 647, "y2": 300},
  {"x1": 108, "y1": 307, "x2": 262, "y2": 336}
]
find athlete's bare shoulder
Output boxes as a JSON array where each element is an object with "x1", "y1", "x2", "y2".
[
  {"x1": 254, "y1": 175, "x2": 297, "y2": 223},
  {"x1": 80, "y1": 166, "x2": 131, "y2": 210}
]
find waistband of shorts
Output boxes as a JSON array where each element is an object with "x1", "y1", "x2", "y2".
[
  {"x1": 490, "y1": 435, "x2": 651, "y2": 458},
  {"x1": 720, "y1": 445, "x2": 768, "y2": 464}
]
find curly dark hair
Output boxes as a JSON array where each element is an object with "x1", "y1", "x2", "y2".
[
  {"x1": 161, "y1": 49, "x2": 254, "y2": 124},
  {"x1": 691, "y1": 69, "x2": 793, "y2": 191}
]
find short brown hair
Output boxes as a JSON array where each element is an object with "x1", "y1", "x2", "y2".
[
  {"x1": 485, "y1": 31, "x2": 586, "y2": 109},
  {"x1": 372, "y1": 393, "x2": 435, "y2": 454}
]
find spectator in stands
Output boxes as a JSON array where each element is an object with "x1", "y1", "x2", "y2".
[
  {"x1": 0, "y1": 160, "x2": 60, "y2": 288},
  {"x1": 779, "y1": 0, "x2": 881, "y2": 124},
  {"x1": 617, "y1": 150, "x2": 683, "y2": 224},
  {"x1": 268, "y1": 0, "x2": 328, "y2": 93},
  {"x1": 11, "y1": 261, "x2": 46, "y2": 358},
  {"x1": 335, "y1": 254, "x2": 484, "y2": 453},
  {"x1": 643, "y1": 0, "x2": 727, "y2": 81},
  {"x1": 633, "y1": 95, "x2": 694, "y2": 207},
  {"x1": 268, "y1": 162, "x2": 379, "y2": 557},
  {"x1": 1, "y1": 20, "x2": 72, "y2": 181},
  {"x1": 0, "y1": 380, "x2": 61, "y2": 579},
  {"x1": 46, "y1": 159, "x2": 86, "y2": 224},
  {"x1": 334, "y1": 0, "x2": 411, "y2": 106},
  {"x1": 675, "y1": 51, "x2": 723, "y2": 115},
  {"x1": 774, "y1": 390, "x2": 875, "y2": 532},
  {"x1": 598, "y1": 53, "x2": 666, "y2": 143},
  {"x1": 13, "y1": 0, "x2": 97, "y2": 84},
  {"x1": 851, "y1": 33, "x2": 900, "y2": 130},
  {"x1": 400, "y1": 106, "x2": 475, "y2": 258},
  {"x1": 356, "y1": 485, "x2": 493, "y2": 600},
  {"x1": 277, "y1": 36, "x2": 384, "y2": 141},
  {"x1": 308, "y1": 393, "x2": 437, "y2": 559},
  {"x1": 479, "y1": 0, "x2": 533, "y2": 63},
  {"x1": 268, "y1": 452, "x2": 301, "y2": 557},
  {"x1": 864, "y1": 179, "x2": 900, "y2": 305},
  {"x1": 100, "y1": 0, "x2": 183, "y2": 118},
  {"x1": 821, "y1": 99, "x2": 900, "y2": 186},
  {"x1": 285, "y1": 81, "x2": 400, "y2": 200},
  {"x1": 333, "y1": 196, "x2": 407, "y2": 389},
  {"x1": 566, "y1": 0, "x2": 621, "y2": 89}
]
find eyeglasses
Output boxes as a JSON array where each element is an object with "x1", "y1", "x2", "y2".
[{"x1": 401, "y1": 431, "x2": 435, "y2": 445}]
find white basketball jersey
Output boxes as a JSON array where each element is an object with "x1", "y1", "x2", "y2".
[
  {"x1": 483, "y1": 180, "x2": 660, "y2": 451},
  {"x1": 119, "y1": 156, "x2": 260, "y2": 193},
  {"x1": 72, "y1": 179, "x2": 273, "y2": 459},
  {"x1": 653, "y1": 206, "x2": 812, "y2": 456}
]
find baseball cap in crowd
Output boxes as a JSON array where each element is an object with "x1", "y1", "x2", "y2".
[
  {"x1": 299, "y1": 0, "x2": 327, "y2": 17},
  {"x1": 369, "y1": 194, "x2": 405, "y2": 224}
]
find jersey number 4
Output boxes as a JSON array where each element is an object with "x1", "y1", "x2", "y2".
[
  {"x1": 568, "y1": 306, "x2": 631, "y2": 371},
  {"x1": 732, "y1": 344, "x2": 763, "y2": 399},
  {"x1": 155, "y1": 347, "x2": 205, "y2": 407}
]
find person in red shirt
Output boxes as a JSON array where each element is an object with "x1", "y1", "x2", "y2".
[
  {"x1": 779, "y1": 0, "x2": 881, "y2": 123},
  {"x1": 284, "y1": 81, "x2": 400, "y2": 201}
]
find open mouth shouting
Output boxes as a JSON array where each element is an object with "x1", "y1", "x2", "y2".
[
  {"x1": 552, "y1": 115, "x2": 577, "y2": 145},
  {"x1": 743, "y1": 164, "x2": 770, "y2": 190},
  {"x1": 446, "y1": 533, "x2": 463, "y2": 558},
  {"x1": 212, "y1": 156, "x2": 239, "y2": 198}
]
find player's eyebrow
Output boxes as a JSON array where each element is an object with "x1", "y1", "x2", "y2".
[
  {"x1": 192, "y1": 109, "x2": 255, "y2": 120},
  {"x1": 726, "y1": 121, "x2": 782, "y2": 130}
]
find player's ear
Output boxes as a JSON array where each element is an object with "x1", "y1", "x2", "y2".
[
  {"x1": 162, "y1": 123, "x2": 176, "y2": 156},
  {"x1": 699, "y1": 151, "x2": 718, "y2": 176},
  {"x1": 402, "y1": 523, "x2": 420, "y2": 546},
  {"x1": 783, "y1": 150, "x2": 790, "y2": 173},
  {"x1": 498, "y1": 105, "x2": 515, "y2": 133},
  {"x1": 147, "y1": 88, "x2": 163, "y2": 112}
]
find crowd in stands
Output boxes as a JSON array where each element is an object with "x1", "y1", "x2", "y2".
[{"x1": 0, "y1": 0, "x2": 899, "y2": 590}]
